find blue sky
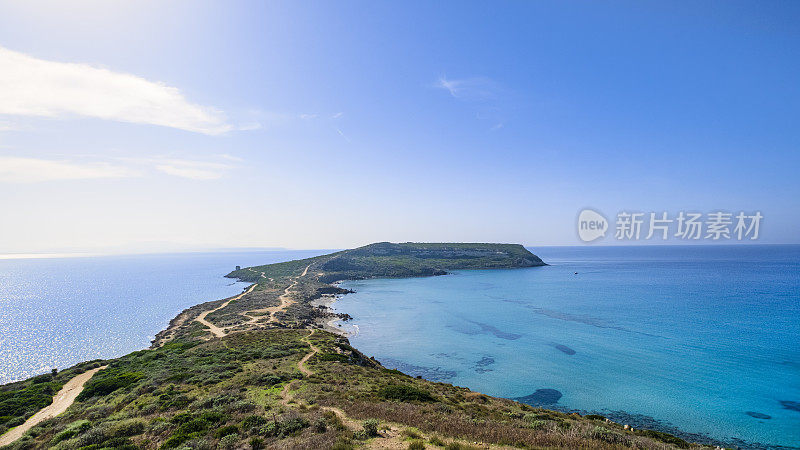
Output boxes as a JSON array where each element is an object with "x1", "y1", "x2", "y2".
[{"x1": 0, "y1": 1, "x2": 798, "y2": 253}]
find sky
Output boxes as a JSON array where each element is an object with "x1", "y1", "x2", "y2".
[{"x1": 0, "y1": 0, "x2": 798, "y2": 254}]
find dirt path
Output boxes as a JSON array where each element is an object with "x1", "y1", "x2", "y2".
[
  {"x1": 278, "y1": 329, "x2": 505, "y2": 449},
  {"x1": 279, "y1": 331, "x2": 418, "y2": 447},
  {"x1": 246, "y1": 268, "x2": 267, "y2": 279},
  {"x1": 279, "y1": 330, "x2": 360, "y2": 431},
  {"x1": 194, "y1": 284, "x2": 257, "y2": 337},
  {"x1": 242, "y1": 264, "x2": 311, "y2": 326},
  {"x1": 297, "y1": 329, "x2": 319, "y2": 376},
  {"x1": 0, "y1": 366, "x2": 107, "y2": 447}
]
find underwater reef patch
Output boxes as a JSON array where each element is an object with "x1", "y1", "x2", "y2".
[
  {"x1": 468, "y1": 320, "x2": 522, "y2": 340},
  {"x1": 514, "y1": 388, "x2": 563, "y2": 405},
  {"x1": 474, "y1": 355, "x2": 495, "y2": 373},
  {"x1": 553, "y1": 344, "x2": 576, "y2": 355},
  {"x1": 379, "y1": 357, "x2": 457, "y2": 382},
  {"x1": 780, "y1": 400, "x2": 800, "y2": 412}
]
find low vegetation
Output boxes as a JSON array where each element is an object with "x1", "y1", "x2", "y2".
[{"x1": 1, "y1": 243, "x2": 717, "y2": 449}]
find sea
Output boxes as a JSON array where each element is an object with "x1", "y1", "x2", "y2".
[
  {"x1": 1, "y1": 246, "x2": 797, "y2": 448},
  {"x1": 331, "y1": 245, "x2": 800, "y2": 449}
]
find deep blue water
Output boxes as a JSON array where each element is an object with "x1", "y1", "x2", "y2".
[
  {"x1": 332, "y1": 245, "x2": 800, "y2": 449},
  {"x1": 0, "y1": 250, "x2": 327, "y2": 384}
]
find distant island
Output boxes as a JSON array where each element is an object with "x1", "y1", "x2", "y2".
[{"x1": 0, "y1": 243, "x2": 701, "y2": 450}]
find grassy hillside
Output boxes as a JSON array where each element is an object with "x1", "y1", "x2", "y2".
[
  {"x1": 1, "y1": 243, "x2": 717, "y2": 450},
  {"x1": 226, "y1": 242, "x2": 546, "y2": 284},
  {"x1": 1, "y1": 329, "x2": 700, "y2": 450}
]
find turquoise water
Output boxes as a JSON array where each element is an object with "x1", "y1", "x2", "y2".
[
  {"x1": 0, "y1": 250, "x2": 327, "y2": 384},
  {"x1": 333, "y1": 246, "x2": 800, "y2": 449}
]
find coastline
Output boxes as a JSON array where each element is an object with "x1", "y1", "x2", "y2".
[
  {"x1": 306, "y1": 273, "x2": 795, "y2": 450},
  {"x1": 309, "y1": 284, "x2": 351, "y2": 337},
  {"x1": 6, "y1": 243, "x2": 789, "y2": 449}
]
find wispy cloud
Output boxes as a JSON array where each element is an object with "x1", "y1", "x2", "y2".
[
  {"x1": 0, "y1": 46, "x2": 232, "y2": 135},
  {"x1": 152, "y1": 158, "x2": 234, "y2": 180},
  {"x1": 435, "y1": 75, "x2": 498, "y2": 100},
  {"x1": 335, "y1": 128, "x2": 351, "y2": 143},
  {"x1": 0, "y1": 156, "x2": 137, "y2": 182},
  {"x1": 0, "y1": 154, "x2": 242, "y2": 182}
]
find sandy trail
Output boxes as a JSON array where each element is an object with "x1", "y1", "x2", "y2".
[
  {"x1": 297, "y1": 329, "x2": 318, "y2": 376},
  {"x1": 242, "y1": 264, "x2": 311, "y2": 326},
  {"x1": 194, "y1": 283, "x2": 257, "y2": 337},
  {"x1": 0, "y1": 366, "x2": 107, "y2": 447},
  {"x1": 280, "y1": 330, "x2": 481, "y2": 449},
  {"x1": 279, "y1": 330, "x2": 359, "y2": 431}
]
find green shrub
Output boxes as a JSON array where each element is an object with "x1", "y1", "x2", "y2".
[
  {"x1": 317, "y1": 353, "x2": 349, "y2": 362},
  {"x1": 170, "y1": 412, "x2": 194, "y2": 424},
  {"x1": 429, "y1": 435, "x2": 445, "y2": 446},
  {"x1": 201, "y1": 411, "x2": 226, "y2": 423},
  {"x1": 408, "y1": 440, "x2": 425, "y2": 450},
  {"x1": 176, "y1": 418, "x2": 208, "y2": 434},
  {"x1": 378, "y1": 385, "x2": 435, "y2": 402},
  {"x1": 108, "y1": 418, "x2": 146, "y2": 437},
  {"x1": 218, "y1": 433, "x2": 239, "y2": 449},
  {"x1": 362, "y1": 419, "x2": 379, "y2": 437},
  {"x1": 250, "y1": 436, "x2": 265, "y2": 449},
  {"x1": 634, "y1": 429, "x2": 690, "y2": 448},
  {"x1": 402, "y1": 428, "x2": 422, "y2": 440},
  {"x1": 241, "y1": 415, "x2": 268, "y2": 430},
  {"x1": 77, "y1": 371, "x2": 144, "y2": 400},
  {"x1": 50, "y1": 420, "x2": 91, "y2": 444},
  {"x1": 214, "y1": 425, "x2": 239, "y2": 439},
  {"x1": 331, "y1": 437, "x2": 355, "y2": 450},
  {"x1": 0, "y1": 380, "x2": 60, "y2": 422},
  {"x1": 526, "y1": 419, "x2": 546, "y2": 429},
  {"x1": 278, "y1": 417, "x2": 308, "y2": 436}
]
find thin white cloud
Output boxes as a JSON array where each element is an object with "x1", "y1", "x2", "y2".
[
  {"x1": 0, "y1": 120, "x2": 21, "y2": 132},
  {"x1": 435, "y1": 75, "x2": 498, "y2": 100},
  {"x1": 0, "y1": 46, "x2": 232, "y2": 135},
  {"x1": 0, "y1": 156, "x2": 137, "y2": 182},
  {"x1": 237, "y1": 122, "x2": 262, "y2": 131},
  {"x1": 152, "y1": 159, "x2": 234, "y2": 180},
  {"x1": 217, "y1": 153, "x2": 245, "y2": 163},
  {"x1": 299, "y1": 113, "x2": 318, "y2": 120},
  {"x1": 331, "y1": 112, "x2": 344, "y2": 119},
  {"x1": 116, "y1": 155, "x2": 240, "y2": 180},
  {"x1": 0, "y1": 154, "x2": 242, "y2": 182},
  {"x1": 335, "y1": 128, "x2": 351, "y2": 143}
]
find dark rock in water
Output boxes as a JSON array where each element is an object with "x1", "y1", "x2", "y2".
[
  {"x1": 475, "y1": 356, "x2": 495, "y2": 367},
  {"x1": 316, "y1": 286, "x2": 355, "y2": 295},
  {"x1": 514, "y1": 388, "x2": 562, "y2": 405},
  {"x1": 745, "y1": 411, "x2": 771, "y2": 419},
  {"x1": 780, "y1": 400, "x2": 800, "y2": 412},
  {"x1": 474, "y1": 356, "x2": 495, "y2": 373},
  {"x1": 468, "y1": 320, "x2": 522, "y2": 340},
  {"x1": 379, "y1": 358, "x2": 457, "y2": 382},
  {"x1": 554, "y1": 344, "x2": 576, "y2": 355}
]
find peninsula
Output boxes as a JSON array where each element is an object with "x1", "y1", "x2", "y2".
[{"x1": 0, "y1": 243, "x2": 701, "y2": 450}]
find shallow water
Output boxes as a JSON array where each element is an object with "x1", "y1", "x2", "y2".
[
  {"x1": 333, "y1": 245, "x2": 800, "y2": 448},
  {"x1": 0, "y1": 250, "x2": 327, "y2": 384}
]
